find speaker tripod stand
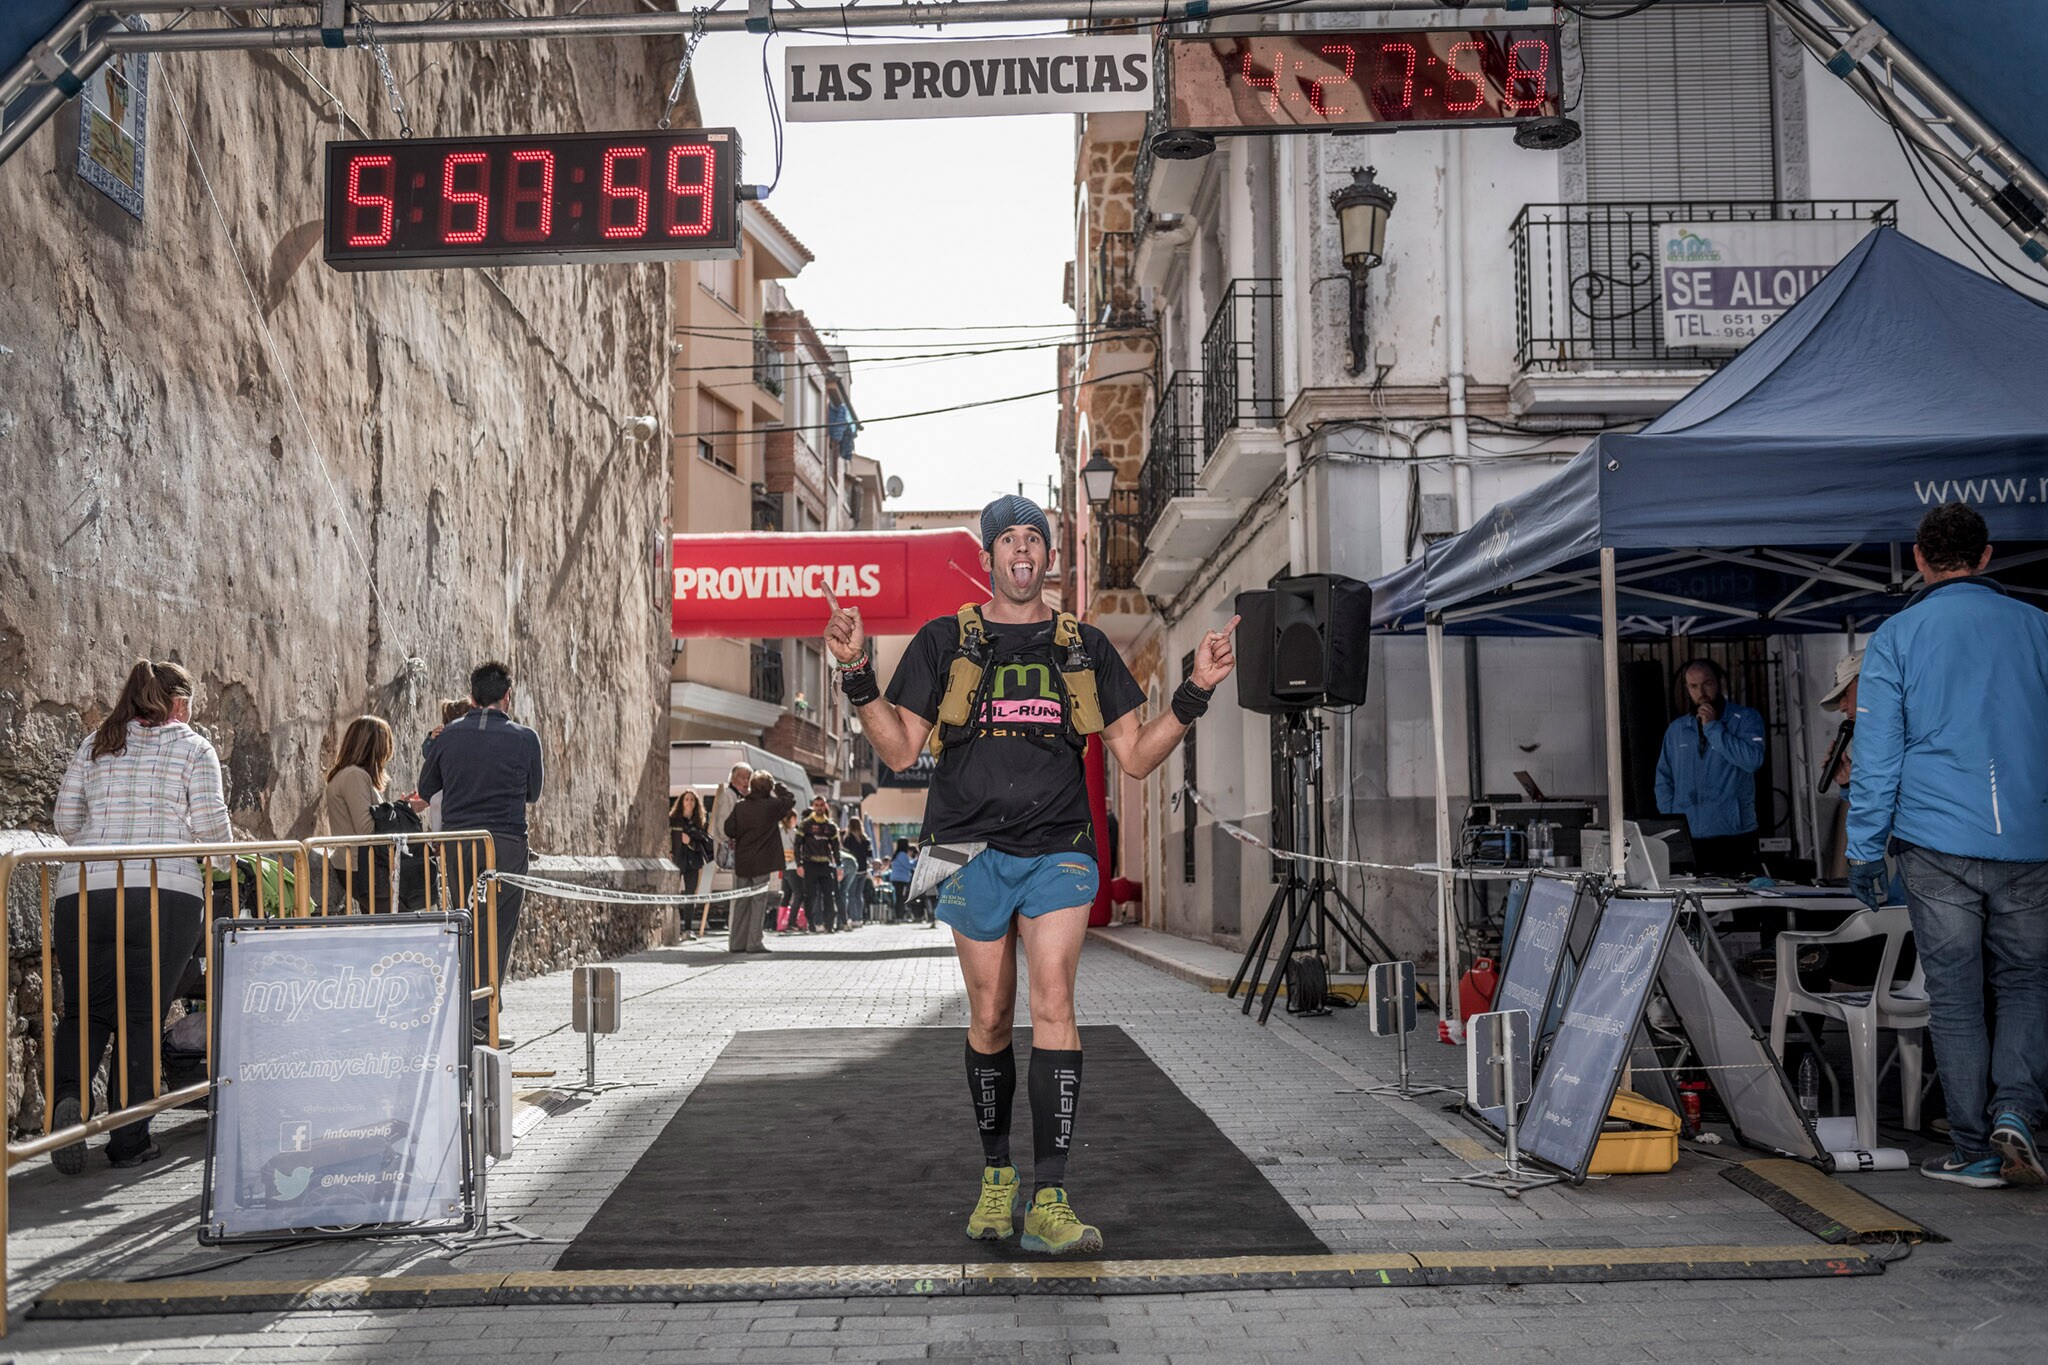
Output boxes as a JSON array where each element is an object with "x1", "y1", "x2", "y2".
[{"x1": 1227, "y1": 709, "x2": 1435, "y2": 1025}]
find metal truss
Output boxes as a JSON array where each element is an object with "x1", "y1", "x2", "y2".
[
  {"x1": 11, "y1": 0, "x2": 2047, "y2": 281},
  {"x1": 0, "y1": 0, "x2": 1512, "y2": 167},
  {"x1": 1766, "y1": 0, "x2": 2048, "y2": 270}
]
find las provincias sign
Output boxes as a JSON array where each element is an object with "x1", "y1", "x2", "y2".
[
  {"x1": 783, "y1": 36, "x2": 1153, "y2": 122},
  {"x1": 672, "y1": 529, "x2": 990, "y2": 639}
]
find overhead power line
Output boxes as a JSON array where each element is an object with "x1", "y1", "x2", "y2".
[{"x1": 676, "y1": 366, "x2": 1153, "y2": 442}]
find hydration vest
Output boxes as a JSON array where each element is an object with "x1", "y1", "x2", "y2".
[{"x1": 928, "y1": 604, "x2": 1107, "y2": 756}]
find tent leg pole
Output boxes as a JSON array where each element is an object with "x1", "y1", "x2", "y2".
[
  {"x1": 1601, "y1": 549, "x2": 1625, "y2": 886},
  {"x1": 1427, "y1": 621, "x2": 1456, "y2": 1026}
]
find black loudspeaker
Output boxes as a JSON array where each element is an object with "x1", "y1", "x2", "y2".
[{"x1": 1233, "y1": 574, "x2": 1373, "y2": 715}]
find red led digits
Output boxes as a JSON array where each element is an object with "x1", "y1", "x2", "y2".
[
  {"x1": 1445, "y1": 40, "x2": 1486, "y2": 113},
  {"x1": 1242, "y1": 46, "x2": 1282, "y2": 114},
  {"x1": 1505, "y1": 39, "x2": 1550, "y2": 114},
  {"x1": 1374, "y1": 42, "x2": 1417, "y2": 114},
  {"x1": 504, "y1": 148, "x2": 555, "y2": 243},
  {"x1": 601, "y1": 145, "x2": 652, "y2": 239},
  {"x1": 438, "y1": 151, "x2": 489, "y2": 245},
  {"x1": 664, "y1": 144, "x2": 715, "y2": 237},
  {"x1": 345, "y1": 154, "x2": 396, "y2": 247},
  {"x1": 1308, "y1": 44, "x2": 1356, "y2": 117}
]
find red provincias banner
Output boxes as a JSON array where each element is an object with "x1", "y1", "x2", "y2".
[{"x1": 672, "y1": 529, "x2": 991, "y2": 639}]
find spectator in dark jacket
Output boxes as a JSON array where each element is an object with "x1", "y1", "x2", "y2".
[
  {"x1": 797, "y1": 797, "x2": 844, "y2": 932},
  {"x1": 669, "y1": 789, "x2": 711, "y2": 894},
  {"x1": 419, "y1": 661, "x2": 543, "y2": 1039},
  {"x1": 723, "y1": 771, "x2": 795, "y2": 952}
]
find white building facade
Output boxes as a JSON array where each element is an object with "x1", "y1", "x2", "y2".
[{"x1": 1065, "y1": 5, "x2": 2044, "y2": 963}]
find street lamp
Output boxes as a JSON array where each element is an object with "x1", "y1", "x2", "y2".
[
  {"x1": 1080, "y1": 448, "x2": 1117, "y2": 507},
  {"x1": 1330, "y1": 166, "x2": 1396, "y2": 377}
]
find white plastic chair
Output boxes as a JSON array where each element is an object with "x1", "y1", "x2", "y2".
[{"x1": 1767, "y1": 905, "x2": 1929, "y2": 1151}]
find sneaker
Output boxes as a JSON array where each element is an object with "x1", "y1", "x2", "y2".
[
  {"x1": 1991, "y1": 1112, "x2": 2046, "y2": 1186},
  {"x1": 1920, "y1": 1149, "x2": 2007, "y2": 1189},
  {"x1": 50, "y1": 1097, "x2": 85, "y2": 1177},
  {"x1": 965, "y1": 1164, "x2": 1022, "y2": 1241},
  {"x1": 1020, "y1": 1187, "x2": 1104, "y2": 1256},
  {"x1": 108, "y1": 1141, "x2": 161, "y2": 1170}
]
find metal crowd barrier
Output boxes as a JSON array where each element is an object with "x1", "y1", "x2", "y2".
[
  {"x1": 303, "y1": 830, "x2": 501, "y2": 1043},
  {"x1": 0, "y1": 837, "x2": 311, "y2": 1331},
  {"x1": 0, "y1": 831, "x2": 498, "y2": 1332}
]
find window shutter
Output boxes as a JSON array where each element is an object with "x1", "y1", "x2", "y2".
[{"x1": 1580, "y1": 9, "x2": 1777, "y2": 201}]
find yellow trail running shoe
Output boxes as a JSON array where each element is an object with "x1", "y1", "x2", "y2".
[
  {"x1": 1020, "y1": 1186, "x2": 1103, "y2": 1256},
  {"x1": 966, "y1": 1164, "x2": 1022, "y2": 1241}
]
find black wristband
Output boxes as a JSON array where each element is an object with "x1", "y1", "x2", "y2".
[
  {"x1": 1171, "y1": 678, "x2": 1213, "y2": 725},
  {"x1": 839, "y1": 661, "x2": 881, "y2": 707}
]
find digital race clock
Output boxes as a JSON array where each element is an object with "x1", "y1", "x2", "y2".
[
  {"x1": 323, "y1": 128, "x2": 742, "y2": 272},
  {"x1": 1166, "y1": 28, "x2": 1559, "y2": 135}
]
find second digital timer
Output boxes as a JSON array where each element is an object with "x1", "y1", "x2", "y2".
[{"x1": 1167, "y1": 28, "x2": 1561, "y2": 134}]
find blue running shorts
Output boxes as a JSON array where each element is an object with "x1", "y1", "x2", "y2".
[{"x1": 937, "y1": 848, "x2": 1100, "y2": 942}]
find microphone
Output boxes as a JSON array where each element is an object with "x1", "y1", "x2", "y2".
[
  {"x1": 1818, "y1": 718, "x2": 1856, "y2": 796},
  {"x1": 1696, "y1": 714, "x2": 1707, "y2": 757}
]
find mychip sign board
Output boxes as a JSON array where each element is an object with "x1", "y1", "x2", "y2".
[
  {"x1": 1476, "y1": 874, "x2": 1586, "y2": 1133},
  {"x1": 1519, "y1": 895, "x2": 1677, "y2": 1182},
  {"x1": 202, "y1": 916, "x2": 474, "y2": 1244}
]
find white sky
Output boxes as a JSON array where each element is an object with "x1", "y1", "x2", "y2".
[{"x1": 691, "y1": 29, "x2": 1077, "y2": 512}]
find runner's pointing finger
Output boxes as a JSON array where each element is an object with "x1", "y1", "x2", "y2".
[{"x1": 822, "y1": 586, "x2": 840, "y2": 616}]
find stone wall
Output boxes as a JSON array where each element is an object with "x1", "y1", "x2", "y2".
[{"x1": 0, "y1": 35, "x2": 690, "y2": 1129}]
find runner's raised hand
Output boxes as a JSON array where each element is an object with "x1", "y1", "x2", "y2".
[
  {"x1": 1190, "y1": 614, "x2": 1241, "y2": 690},
  {"x1": 822, "y1": 587, "x2": 866, "y2": 666}
]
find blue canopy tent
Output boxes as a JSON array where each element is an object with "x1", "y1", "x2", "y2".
[{"x1": 1373, "y1": 228, "x2": 2048, "y2": 1011}]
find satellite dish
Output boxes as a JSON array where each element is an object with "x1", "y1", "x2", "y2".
[{"x1": 885, "y1": 475, "x2": 905, "y2": 499}]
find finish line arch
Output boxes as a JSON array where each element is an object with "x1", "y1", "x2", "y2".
[{"x1": 671, "y1": 528, "x2": 989, "y2": 639}]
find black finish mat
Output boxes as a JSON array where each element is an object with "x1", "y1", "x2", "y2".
[{"x1": 556, "y1": 1025, "x2": 1327, "y2": 1268}]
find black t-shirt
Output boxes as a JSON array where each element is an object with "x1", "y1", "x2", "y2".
[{"x1": 886, "y1": 614, "x2": 1145, "y2": 857}]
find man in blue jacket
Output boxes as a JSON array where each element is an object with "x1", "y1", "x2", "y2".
[
  {"x1": 1848, "y1": 504, "x2": 2048, "y2": 1189},
  {"x1": 1654, "y1": 659, "x2": 1767, "y2": 876}
]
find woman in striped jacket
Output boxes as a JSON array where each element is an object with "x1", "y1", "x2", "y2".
[{"x1": 50, "y1": 659, "x2": 232, "y2": 1174}]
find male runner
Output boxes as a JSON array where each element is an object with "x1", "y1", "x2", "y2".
[{"x1": 823, "y1": 494, "x2": 1237, "y2": 1255}]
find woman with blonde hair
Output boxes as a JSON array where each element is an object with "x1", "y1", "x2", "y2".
[{"x1": 51, "y1": 659, "x2": 232, "y2": 1174}]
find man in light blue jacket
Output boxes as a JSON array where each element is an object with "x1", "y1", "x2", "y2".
[
  {"x1": 1848, "y1": 504, "x2": 2048, "y2": 1190},
  {"x1": 1654, "y1": 659, "x2": 1767, "y2": 876}
]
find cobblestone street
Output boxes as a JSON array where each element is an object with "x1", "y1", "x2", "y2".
[{"x1": 2, "y1": 921, "x2": 2043, "y2": 1363}]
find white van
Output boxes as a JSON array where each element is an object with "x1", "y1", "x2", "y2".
[{"x1": 669, "y1": 741, "x2": 813, "y2": 892}]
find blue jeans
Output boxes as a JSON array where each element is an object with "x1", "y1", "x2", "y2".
[{"x1": 1899, "y1": 845, "x2": 2048, "y2": 1155}]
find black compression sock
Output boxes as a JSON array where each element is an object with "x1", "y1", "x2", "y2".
[
  {"x1": 965, "y1": 1040, "x2": 1017, "y2": 1168},
  {"x1": 1028, "y1": 1047, "x2": 1084, "y2": 1190}
]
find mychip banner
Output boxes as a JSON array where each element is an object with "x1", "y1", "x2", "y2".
[
  {"x1": 1656, "y1": 219, "x2": 1872, "y2": 350},
  {"x1": 202, "y1": 916, "x2": 473, "y2": 1243},
  {"x1": 1519, "y1": 895, "x2": 1676, "y2": 1182}
]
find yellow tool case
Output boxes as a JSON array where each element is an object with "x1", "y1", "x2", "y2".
[{"x1": 1587, "y1": 1089, "x2": 1682, "y2": 1175}]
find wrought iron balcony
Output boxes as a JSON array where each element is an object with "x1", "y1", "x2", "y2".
[
  {"x1": 1200, "y1": 278, "x2": 1282, "y2": 457},
  {"x1": 749, "y1": 642, "x2": 785, "y2": 706},
  {"x1": 1094, "y1": 486, "x2": 1143, "y2": 593},
  {"x1": 1137, "y1": 371, "x2": 1204, "y2": 545},
  {"x1": 753, "y1": 327, "x2": 786, "y2": 397},
  {"x1": 1512, "y1": 200, "x2": 1897, "y2": 371},
  {"x1": 1091, "y1": 231, "x2": 1146, "y2": 330}
]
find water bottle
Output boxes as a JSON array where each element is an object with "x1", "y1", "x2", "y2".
[{"x1": 1797, "y1": 1053, "x2": 1820, "y2": 1120}]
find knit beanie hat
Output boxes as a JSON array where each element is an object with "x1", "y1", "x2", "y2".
[{"x1": 979, "y1": 494, "x2": 1051, "y2": 552}]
